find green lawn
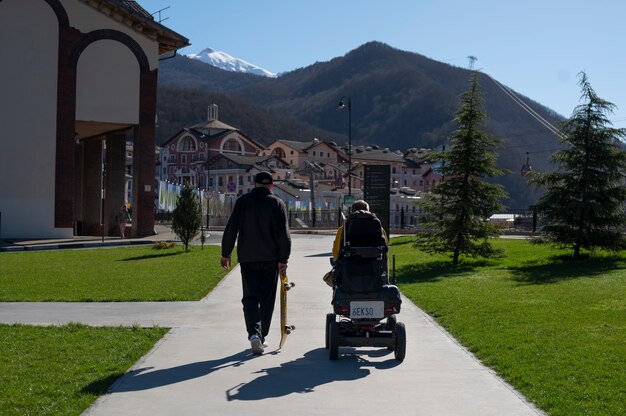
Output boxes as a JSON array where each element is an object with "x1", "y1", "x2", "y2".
[
  {"x1": 0, "y1": 324, "x2": 168, "y2": 416},
  {"x1": 390, "y1": 236, "x2": 626, "y2": 416},
  {"x1": 0, "y1": 245, "x2": 234, "y2": 301}
]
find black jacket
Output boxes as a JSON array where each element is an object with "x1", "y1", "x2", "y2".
[{"x1": 221, "y1": 187, "x2": 291, "y2": 264}]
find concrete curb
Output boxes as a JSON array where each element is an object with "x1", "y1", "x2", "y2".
[{"x1": 0, "y1": 240, "x2": 173, "y2": 252}]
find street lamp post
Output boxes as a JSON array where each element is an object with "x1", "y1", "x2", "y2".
[{"x1": 338, "y1": 96, "x2": 352, "y2": 197}]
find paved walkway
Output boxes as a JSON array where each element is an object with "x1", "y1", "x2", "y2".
[{"x1": 0, "y1": 234, "x2": 544, "y2": 416}]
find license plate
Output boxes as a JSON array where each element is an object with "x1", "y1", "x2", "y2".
[{"x1": 350, "y1": 301, "x2": 384, "y2": 319}]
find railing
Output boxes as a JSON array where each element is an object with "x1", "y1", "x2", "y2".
[
  {"x1": 155, "y1": 207, "x2": 545, "y2": 234},
  {"x1": 391, "y1": 208, "x2": 545, "y2": 234}
]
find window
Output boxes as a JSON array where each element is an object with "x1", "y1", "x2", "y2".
[
  {"x1": 273, "y1": 147, "x2": 286, "y2": 158},
  {"x1": 225, "y1": 139, "x2": 242, "y2": 153},
  {"x1": 218, "y1": 177, "x2": 223, "y2": 186},
  {"x1": 392, "y1": 167, "x2": 397, "y2": 173},
  {"x1": 290, "y1": 150, "x2": 294, "y2": 155},
  {"x1": 239, "y1": 176, "x2": 243, "y2": 185},
  {"x1": 181, "y1": 154, "x2": 187, "y2": 164},
  {"x1": 179, "y1": 136, "x2": 196, "y2": 152},
  {"x1": 313, "y1": 151, "x2": 316, "y2": 156}
]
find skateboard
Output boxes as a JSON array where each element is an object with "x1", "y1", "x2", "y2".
[{"x1": 279, "y1": 272, "x2": 295, "y2": 349}]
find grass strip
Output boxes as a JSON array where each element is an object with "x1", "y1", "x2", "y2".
[
  {"x1": 391, "y1": 236, "x2": 625, "y2": 416},
  {"x1": 0, "y1": 245, "x2": 235, "y2": 301},
  {"x1": 0, "y1": 323, "x2": 168, "y2": 416}
]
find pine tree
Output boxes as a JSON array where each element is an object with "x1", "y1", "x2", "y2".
[
  {"x1": 172, "y1": 184, "x2": 202, "y2": 251},
  {"x1": 530, "y1": 72, "x2": 626, "y2": 259},
  {"x1": 415, "y1": 73, "x2": 508, "y2": 265}
]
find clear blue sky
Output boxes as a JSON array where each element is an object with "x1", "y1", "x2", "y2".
[{"x1": 140, "y1": 0, "x2": 625, "y2": 125}]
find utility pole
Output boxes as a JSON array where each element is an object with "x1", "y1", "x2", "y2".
[{"x1": 468, "y1": 56, "x2": 477, "y2": 70}]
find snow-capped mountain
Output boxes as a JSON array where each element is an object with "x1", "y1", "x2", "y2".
[{"x1": 186, "y1": 48, "x2": 276, "y2": 78}]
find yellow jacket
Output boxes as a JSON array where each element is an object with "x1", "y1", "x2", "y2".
[{"x1": 332, "y1": 224, "x2": 388, "y2": 260}]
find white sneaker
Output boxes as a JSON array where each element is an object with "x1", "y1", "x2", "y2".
[{"x1": 250, "y1": 335, "x2": 264, "y2": 354}]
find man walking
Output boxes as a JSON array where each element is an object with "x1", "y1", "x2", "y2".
[{"x1": 221, "y1": 171, "x2": 291, "y2": 354}]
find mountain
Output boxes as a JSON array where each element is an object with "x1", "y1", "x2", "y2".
[
  {"x1": 186, "y1": 48, "x2": 276, "y2": 78},
  {"x1": 157, "y1": 41, "x2": 566, "y2": 208}
]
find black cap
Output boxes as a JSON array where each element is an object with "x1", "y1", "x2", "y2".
[{"x1": 254, "y1": 171, "x2": 273, "y2": 185}]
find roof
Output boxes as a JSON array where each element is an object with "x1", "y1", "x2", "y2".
[
  {"x1": 350, "y1": 148, "x2": 405, "y2": 162},
  {"x1": 95, "y1": 1, "x2": 190, "y2": 54},
  {"x1": 306, "y1": 140, "x2": 339, "y2": 152},
  {"x1": 210, "y1": 153, "x2": 288, "y2": 170},
  {"x1": 190, "y1": 119, "x2": 237, "y2": 131},
  {"x1": 219, "y1": 154, "x2": 271, "y2": 167},
  {"x1": 161, "y1": 125, "x2": 265, "y2": 152},
  {"x1": 159, "y1": 127, "x2": 231, "y2": 147},
  {"x1": 275, "y1": 140, "x2": 311, "y2": 152}
]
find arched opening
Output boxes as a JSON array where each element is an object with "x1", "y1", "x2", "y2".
[
  {"x1": 273, "y1": 147, "x2": 286, "y2": 158},
  {"x1": 74, "y1": 38, "x2": 141, "y2": 237},
  {"x1": 178, "y1": 135, "x2": 197, "y2": 152}
]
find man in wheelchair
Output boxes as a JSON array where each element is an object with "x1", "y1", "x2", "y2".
[
  {"x1": 330, "y1": 199, "x2": 389, "y2": 289},
  {"x1": 325, "y1": 200, "x2": 405, "y2": 361}
]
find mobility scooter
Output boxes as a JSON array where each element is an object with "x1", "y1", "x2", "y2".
[{"x1": 325, "y1": 213, "x2": 406, "y2": 361}]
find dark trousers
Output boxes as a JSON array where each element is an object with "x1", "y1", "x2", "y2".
[{"x1": 241, "y1": 262, "x2": 279, "y2": 341}]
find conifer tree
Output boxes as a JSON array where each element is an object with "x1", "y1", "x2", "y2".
[
  {"x1": 530, "y1": 72, "x2": 626, "y2": 259},
  {"x1": 415, "y1": 73, "x2": 508, "y2": 264},
  {"x1": 172, "y1": 184, "x2": 202, "y2": 251}
]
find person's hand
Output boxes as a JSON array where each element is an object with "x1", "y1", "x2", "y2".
[
  {"x1": 220, "y1": 256, "x2": 231, "y2": 270},
  {"x1": 278, "y1": 262, "x2": 288, "y2": 276}
]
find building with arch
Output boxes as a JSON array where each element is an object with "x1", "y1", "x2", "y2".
[
  {"x1": 159, "y1": 104, "x2": 267, "y2": 194},
  {"x1": 0, "y1": 0, "x2": 188, "y2": 238}
]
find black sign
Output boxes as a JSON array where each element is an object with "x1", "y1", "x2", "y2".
[{"x1": 363, "y1": 165, "x2": 390, "y2": 236}]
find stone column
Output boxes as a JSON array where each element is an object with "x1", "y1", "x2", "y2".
[
  {"x1": 133, "y1": 69, "x2": 158, "y2": 236},
  {"x1": 73, "y1": 141, "x2": 84, "y2": 234},
  {"x1": 105, "y1": 133, "x2": 126, "y2": 236},
  {"x1": 82, "y1": 138, "x2": 103, "y2": 235}
]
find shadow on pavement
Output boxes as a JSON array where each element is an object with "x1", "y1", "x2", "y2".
[
  {"x1": 226, "y1": 347, "x2": 400, "y2": 401},
  {"x1": 88, "y1": 350, "x2": 255, "y2": 393}
]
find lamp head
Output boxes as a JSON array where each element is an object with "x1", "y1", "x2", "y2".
[{"x1": 338, "y1": 99, "x2": 346, "y2": 109}]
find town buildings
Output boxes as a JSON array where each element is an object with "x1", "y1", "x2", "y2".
[{"x1": 159, "y1": 105, "x2": 442, "y2": 229}]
